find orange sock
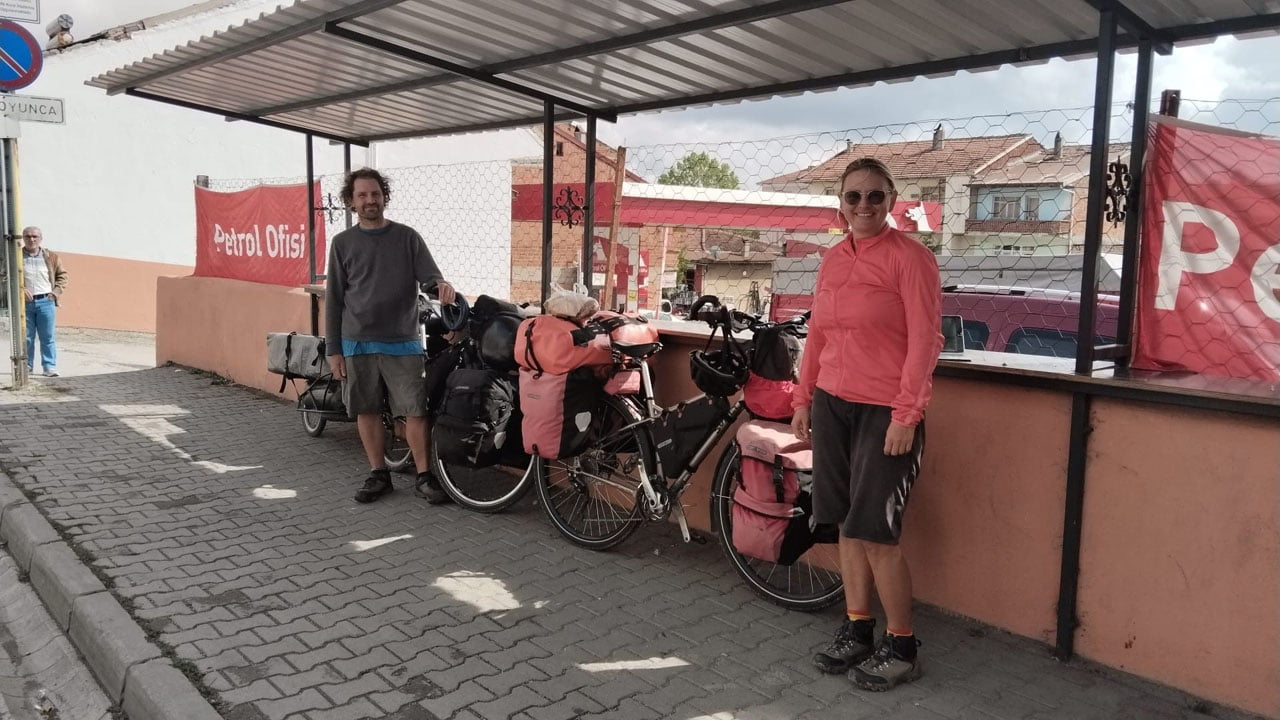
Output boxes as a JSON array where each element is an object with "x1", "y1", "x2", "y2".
[
  {"x1": 887, "y1": 627, "x2": 913, "y2": 637},
  {"x1": 847, "y1": 610, "x2": 873, "y2": 622}
]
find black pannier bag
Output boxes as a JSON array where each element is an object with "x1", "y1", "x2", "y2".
[
  {"x1": 747, "y1": 324, "x2": 802, "y2": 381},
  {"x1": 650, "y1": 395, "x2": 730, "y2": 479},
  {"x1": 298, "y1": 378, "x2": 346, "y2": 416},
  {"x1": 433, "y1": 367, "x2": 520, "y2": 468}
]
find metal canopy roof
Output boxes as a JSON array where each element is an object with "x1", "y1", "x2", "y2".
[{"x1": 87, "y1": 0, "x2": 1280, "y2": 145}]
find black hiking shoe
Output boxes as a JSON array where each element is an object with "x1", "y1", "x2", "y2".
[
  {"x1": 813, "y1": 618, "x2": 876, "y2": 674},
  {"x1": 354, "y1": 469, "x2": 393, "y2": 503},
  {"x1": 851, "y1": 634, "x2": 922, "y2": 691},
  {"x1": 415, "y1": 472, "x2": 451, "y2": 505}
]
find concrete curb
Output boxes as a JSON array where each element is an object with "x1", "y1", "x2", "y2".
[{"x1": 0, "y1": 472, "x2": 224, "y2": 720}]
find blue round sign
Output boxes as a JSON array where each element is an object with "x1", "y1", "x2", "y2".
[{"x1": 0, "y1": 20, "x2": 42, "y2": 91}]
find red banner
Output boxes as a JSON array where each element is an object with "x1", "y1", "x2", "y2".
[
  {"x1": 194, "y1": 184, "x2": 325, "y2": 287},
  {"x1": 1134, "y1": 117, "x2": 1280, "y2": 381}
]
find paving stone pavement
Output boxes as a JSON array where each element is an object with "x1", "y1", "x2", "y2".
[{"x1": 0, "y1": 366, "x2": 1264, "y2": 720}]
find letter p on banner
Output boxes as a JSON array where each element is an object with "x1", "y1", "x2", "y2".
[{"x1": 1134, "y1": 116, "x2": 1280, "y2": 381}]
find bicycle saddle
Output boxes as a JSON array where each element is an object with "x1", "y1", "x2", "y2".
[{"x1": 613, "y1": 341, "x2": 662, "y2": 359}]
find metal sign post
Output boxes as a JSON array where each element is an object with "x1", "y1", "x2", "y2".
[{"x1": 1, "y1": 122, "x2": 25, "y2": 388}]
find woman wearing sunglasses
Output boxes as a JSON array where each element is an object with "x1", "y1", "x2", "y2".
[{"x1": 792, "y1": 157, "x2": 943, "y2": 691}]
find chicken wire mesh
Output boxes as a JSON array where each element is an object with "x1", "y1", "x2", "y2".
[
  {"x1": 207, "y1": 160, "x2": 515, "y2": 301},
  {"x1": 205, "y1": 96, "x2": 1280, "y2": 381}
]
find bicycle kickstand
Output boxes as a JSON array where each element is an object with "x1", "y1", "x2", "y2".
[{"x1": 670, "y1": 503, "x2": 692, "y2": 543}]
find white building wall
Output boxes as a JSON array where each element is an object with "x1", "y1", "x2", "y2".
[
  {"x1": 16, "y1": 1, "x2": 359, "y2": 266},
  {"x1": 15, "y1": 0, "x2": 537, "y2": 270}
]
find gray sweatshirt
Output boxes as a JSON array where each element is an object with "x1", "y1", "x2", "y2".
[{"x1": 325, "y1": 221, "x2": 444, "y2": 349}]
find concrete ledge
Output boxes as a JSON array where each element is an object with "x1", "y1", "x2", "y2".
[
  {"x1": 0, "y1": 502, "x2": 58, "y2": 571},
  {"x1": 69, "y1": 591, "x2": 162, "y2": 702},
  {"x1": 30, "y1": 541, "x2": 108, "y2": 631},
  {"x1": 0, "y1": 481, "x2": 26, "y2": 513},
  {"x1": 123, "y1": 660, "x2": 224, "y2": 720},
  {"x1": 0, "y1": 472, "x2": 222, "y2": 717}
]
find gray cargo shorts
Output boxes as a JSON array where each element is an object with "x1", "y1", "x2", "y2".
[{"x1": 342, "y1": 353, "x2": 428, "y2": 417}]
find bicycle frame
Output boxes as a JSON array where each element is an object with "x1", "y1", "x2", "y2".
[{"x1": 615, "y1": 353, "x2": 748, "y2": 543}]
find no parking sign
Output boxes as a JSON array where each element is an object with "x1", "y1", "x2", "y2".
[{"x1": 0, "y1": 20, "x2": 41, "y2": 91}]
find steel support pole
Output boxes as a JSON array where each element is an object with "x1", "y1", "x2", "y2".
[
  {"x1": 1115, "y1": 39, "x2": 1154, "y2": 359},
  {"x1": 541, "y1": 101, "x2": 554, "y2": 306},
  {"x1": 582, "y1": 116, "x2": 597, "y2": 295},
  {"x1": 306, "y1": 133, "x2": 319, "y2": 336},
  {"x1": 1056, "y1": 9, "x2": 1119, "y2": 661},
  {"x1": 1075, "y1": 7, "x2": 1118, "y2": 375},
  {"x1": 2, "y1": 136, "x2": 23, "y2": 388}
]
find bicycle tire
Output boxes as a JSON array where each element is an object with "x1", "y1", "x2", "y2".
[
  {"x1": 301, "y1": 411, "x2": 326, "y2": 437},
  {"x1": 534, "y1": 394, "x2": 650, "y2": 550},
  {"x1": 710, "y1": 442, "x2": 844, "y2": 611},
  {"x1": 383, "y1": 415, "x2": 414, "y2": 472},
  {"x1": 431, "y1": 438, "x2": 536, "y2": 513}
]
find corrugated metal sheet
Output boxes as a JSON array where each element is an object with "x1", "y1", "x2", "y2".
[{"x1": 86, "y1": 0, "x2": 1280, "y2": 143}]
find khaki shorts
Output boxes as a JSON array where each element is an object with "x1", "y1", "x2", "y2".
[{"x1": 342, "y1": 353, "x2": 428, "y2": 417}]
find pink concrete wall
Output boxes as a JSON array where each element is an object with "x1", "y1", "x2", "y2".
[
  {"x1": 1079, "y1": 399, "x2": 1280, "y2": 717},
  {"x1": 55, "y1": 252, "x2": 193, "y2": 333},
  {"x1": 904, "y1": 378, "x2": 1071, "y2": 643},
  {"x1": 156, "y1": 275, "x2": 313, "y2": 398}
]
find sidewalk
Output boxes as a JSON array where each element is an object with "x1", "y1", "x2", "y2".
[
  {"x1": 0, "y1": 316, "x2": 156, "y2": 388},
  {"x1": 0, "y1": 361, "x2": 1263, "y2": 719}
]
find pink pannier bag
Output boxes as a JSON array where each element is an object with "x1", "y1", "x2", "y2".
[
  {"x1": 731, "y1": 420, "x2": 818, "y2": 565},
  {"x1": 742, "y1": 372, "x2": 795, "y2": 422},
  {"x1": 603, "y1": 368, "x2": 641, "y2": 395},
  {"x1": 515, "y1": 315, "x2": 611, "y2": 376},
  {"x1": 518, "y1": 366, "x2": 602, "y2": 460}
]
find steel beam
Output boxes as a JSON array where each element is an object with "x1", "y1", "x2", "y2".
[
  {"x1": 323, "y1": 23, "x2": 614, "y2": 122},
  {"x1": 247, "y1": 0, "x2": 851, "y2": 117},
  {"x1": 106, "y1": 0, "x2": 405, "y2": 95}
]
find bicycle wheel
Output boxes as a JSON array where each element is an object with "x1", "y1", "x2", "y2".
[
  {"x1": 383, "y1": 415, "x2": 414, "y2": 472},
  {"x1": 432, "y1": 438, "x2": 536, "y2": 513},
  {"x1": 300, "y1": 411, "x2": 326, "y2": 437},
  {"x1": 710, "y1": 442, "x2": 843, "y2": 611},
  {"x1": 535, "y1": 395, "x2": 650, "y2": 550}
]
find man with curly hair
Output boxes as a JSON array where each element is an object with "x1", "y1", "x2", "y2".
[{"x1": 326, "y1": 168, "x2": 457, "y2": 505}]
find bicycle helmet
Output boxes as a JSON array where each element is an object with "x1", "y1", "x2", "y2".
[{"x1": 689, "y1": 347, "x2": 749, "y2": 397}]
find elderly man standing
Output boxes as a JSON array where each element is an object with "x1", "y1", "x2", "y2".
[{"x1": 22, "y1": 226, "x2": 68, "y2": 377}]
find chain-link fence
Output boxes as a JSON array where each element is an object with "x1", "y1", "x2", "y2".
[{"x1": 208, "y1": 96, "x2": 1280, "y2": 382}]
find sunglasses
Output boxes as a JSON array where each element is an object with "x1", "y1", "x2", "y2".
[{"x1": 841, "y1": 189, "x2": 892, "y2": 206}]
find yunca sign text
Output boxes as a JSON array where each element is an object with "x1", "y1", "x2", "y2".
[
  {"x1": 1133, "y1": 116, "x2": 1280, "y2": 381},
  {"x1": 195, "y1": 184, "x2": 325, "y2": 287},
  {"x1": 0, "y1": 93, "x2": 62, "y2": 123}
]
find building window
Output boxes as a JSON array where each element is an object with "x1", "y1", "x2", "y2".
[
  {"x1": 1023, "y1": 195, "x2": 1041, "y2": 220},
  {"x1": 993, "y1": 195, "x2": 1021, "y2": 220},
  {"x1": 555, "y1": 142, "x2": 565, "y2": 157},
  {"x1": 998, "y1": 244, "x2": 1036, "y2": 257},
  {"x1": 920, "y1": 185, "x2": 942, "y2": 203}
]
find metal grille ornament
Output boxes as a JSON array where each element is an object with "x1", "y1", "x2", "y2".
[
  {"x1": 1104, "y1": 158, "x2": 1131, "y2": 227},
  {"x1": 553, "y1": 187, "x2": 586, "y2": 228}
]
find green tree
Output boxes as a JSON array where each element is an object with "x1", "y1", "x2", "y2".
[{"x1": 657, "y1": 152, "x2": 740, "y2": 189}]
